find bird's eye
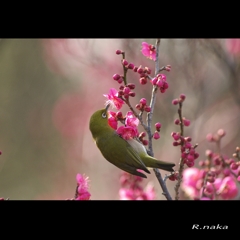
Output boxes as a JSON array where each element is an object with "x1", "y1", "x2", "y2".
[{"x1": 102, "y1": 112, "x2": 107, "y2": 118}]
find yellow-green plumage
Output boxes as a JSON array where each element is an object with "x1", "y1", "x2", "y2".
[{"x1": 89, "y1": 105, "x2": 175, "y2": 178}]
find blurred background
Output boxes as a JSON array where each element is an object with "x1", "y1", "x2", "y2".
[{"x1": 0, "y1": 39, "x2": 239, "y2": 200}]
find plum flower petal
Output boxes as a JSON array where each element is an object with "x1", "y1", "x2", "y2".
[
  {"x1": 75, "y1": 173, "x2": 91, "y2": 200},
  {"x1": 108, "y1": 111, "x2": 118, "y2": 129},
  {"x1": 141, "y1": 42, "x2": 156, "y2": 61},
  {"x1": 217, "y1": 176, "x2": 238, "y2": 200},
  {"x1": 181, "y1": 168, "x2": 204, "y2": 199},
  {"x1": 125, "y1": 111, "x2": 139, "y2": 136},
  {"x1": 125, "y1": 111, "x2": 139, "y2": 127},
  {"x1": 103, "y1": 88, "x2": 124, "y2": 110},
  {"x1": 119, "y1": 188, "x2": 134, "y2": 200},
  {"x1": 117, "y1": 126, "x2": 137, "y2": 140}
]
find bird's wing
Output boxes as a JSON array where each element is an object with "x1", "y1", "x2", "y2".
[{"x1": 96, "y1": 133, "x2": 150, "y2": 175}]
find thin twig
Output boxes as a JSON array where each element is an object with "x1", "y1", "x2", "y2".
[
  {"x1": 144, "y1": 38, "x2": 172, "y2": 200},
  {"x1": 174, "y1": 102, "x2": 184, "y2": 200}
]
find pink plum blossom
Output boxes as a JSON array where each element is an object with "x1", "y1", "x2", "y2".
[
  {"x1": 75, "y1": 173, "x2": 91, "y2": 200},
  {"x1": 117, "y1": 126, "x2": 137, "y2": 140},
  {"x1": 103, "y1": 88, "x2": 124, "y2": 110},
  {"x1": 108, "y1": 111, "x2": 118, "y2": 130},
  {"x1": 182, "y1": 168, "x2": 205, "y2": 199},
  {"x1": 141, "y1": 42, "x2": 156, "y2": 61},
  {"x1": 216, "y1": 176, "x2": 238, "y2": 200}
]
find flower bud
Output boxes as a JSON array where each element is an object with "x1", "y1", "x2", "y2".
[
  {"x1": 172, "y1": 99, "x2": 179, "y2": 105},
  {"x1": 140, "y1": 98, "x2": 147, "y2": 106},
  {"x1": 116, "y1": 50, "x2": 122, "y2": 55},
  {"x1": 127, "y1": 83, "x2": 135, "y2": 89},
  {"x1": 144, "y1": 106, "x2": 151, "y2": 112},
  {"x1": 153, "y1": 132, "x2": 160, "y2": 140},
  {"x1": 137, "y1": 66, "x2": 143, "y2": 74},
  {"x1": 128, "y1": 63, "x2": 134, "y2": 69},
  {"x1": 155, "y1": 122, "x2": 161, "y2": 131},
  {"x1": 129, "y1": 92, "x2": 135, "y2": 97},
  {"x1": 139, "y1": 77, "x2": 147, "y2": 85},
  {"x1": 113, "y1": 74, "x2": 120, "y2": 80},
  {"x1": 122, "y1": 59, "x2": 128, "y2": 66}
]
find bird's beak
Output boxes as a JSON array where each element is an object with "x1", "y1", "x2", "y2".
[{"x1": 105, "y1": 103, "x2": 111, "y2": 112}]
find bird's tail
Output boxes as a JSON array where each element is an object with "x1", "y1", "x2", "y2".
[{"x1": 142, "y1": 156, "x2": 175, "y2": 172}]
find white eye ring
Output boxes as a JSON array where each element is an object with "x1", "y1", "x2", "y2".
[{"x1": 102, "y1": 112, "x2": 107, "y2": 118}]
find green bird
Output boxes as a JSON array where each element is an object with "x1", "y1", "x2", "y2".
[{"x1": 89, "y1": 104, "x2": 175, "y2": 178}]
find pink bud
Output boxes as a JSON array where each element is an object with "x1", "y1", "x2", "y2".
[
  {"x1": 172, "y1": 99, "x2": 179, "y2": 105},
  {"x1": 173, "y1": 141, "x2": 179, "y2": 146},
  {"x1": 189, "y1": 149, "x2": 195, "y2": 155},
  {"x1": 186, "y1": 161, "x2": 194, "y2": 167},
  {"x1": 144, "y1": 67, "x2": 151, "y2": 74},
  {"x1": 144, "y1": 106, "x2": 151, "y2": 112},
  {"x1": 207, "y1": 177, "x2": 215, "y2": 183},
  {"x1": 187, "y1": 155, "x2": 194, "y2": 162},
  {"x1": 140, "y1": 98, "x2": 147, "y2": 106},
  {"x1": 223, "y1": 169, "x2": 231, "y2": 176},
  {"x1": 122, "y1": 59, "x2": 128, "y2": 66},
  {"x1": 116, "y1": 50, "x2": 122, "y2": 55},
  {"x1": 113, "y1": 74, "x2": 120, "y2": 80},
  {"x1": 128, "y1": 63, "x2": 134, "y2": 69},
  {"x1": 206, "y1": 133, "x2": 214, "y2": 142},
  {"x1": 157, "y1": 74, "x2": 166, "y2": 81},
  {"x1": 116, "y1": 111, "x2": 123, "y2": 119},
  {"x1": 129, "y1": 92, "x2": 135, "y2": 97},
  {"x1": 127, "y1": 83, "x2": 135, "y2": 89},
  {"x1": 173, "y1": 134, "x2": 180, "y2": 141},
  {"x1": 185, "y1": 142, "x2": 192, "y2": 149},
  {"x1": 118, "y1": 90, "x2": 124, "y2": 96},
  {"x1": 123, "y1": 87, "x2": 130, "y2": 94},
  {"x1": 174, "y1": 119, "x2": 180, "y2": 125},
  {"x1": 133, "y1": 66, "x2": 138, "y2": 72},
  {"x1": 153, "y1": 132, "x2": 160, "y2": 140},
  {"x1": 139, "y1": 77, "x2": 147, "y2": 85},
  {"x1": 157, "y1": 79, "x2": 164, "y2": 88},
  {"x1": 151, "y1": 77, "x2": 157, "y2": 85},
  {"x1": 142, "y1": 140, "x2": 148, "y2": 146},
  {"x1": 217, "y1": 129, "x2": 226, "y2": 137},
  {"x1": 213, "y1": 156, "x2": 221, "y2": 165},
  {"x1": 155, "y1": 122, "x2": 161, "y2": 130},
  {"x1": 181, "y1": 152, "x2": 187, "y2": 158},
  {"x1": 137, "y1": 66, "x2": 143, "y2": 74},
  {"x1": 135, "y1": 104, "x2": 141, "y2": 110},
  {"x1": 205, "y1": 150, "x2": 213, "y2": 158},
  {"x1": 163, "y1": 82, "x2": 169, "y2": 89},
  {"x1": 171, "y1": 132, "x2": 176, "y2": 137},
  {"x1": 179, "y1": 94, "x2": 186, "y2": 101},
  {"x1": 117, "y1": 78, "x2": 123, "y2": 84},
  {"x1": 165, "y1": 65, "x2": 171, "y2": 72},
  {"x1": 139, "y1": 132, "x2": 146, "y2": 138},
  {"x1": 230, "y1": 162, "x2": 238, "y2": 170},
  {"x1": 194, "y1": 153, "x2": 199, "y2": 159},
  {"x1": 237, "y1": 176, "x2": 240, "y2": 182},
  {"x1": 169, "y1": 175, "x2": 176, "y2": 181},
  {"x1": 185, "y1": 137, "x2": 192, "y2": 142},
  {"x1": 139, "y1": 73, "x2": 146, "y2": 78},
  {"x1": 183, "y1": 119, "x2": 191, "y2": 126}
]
